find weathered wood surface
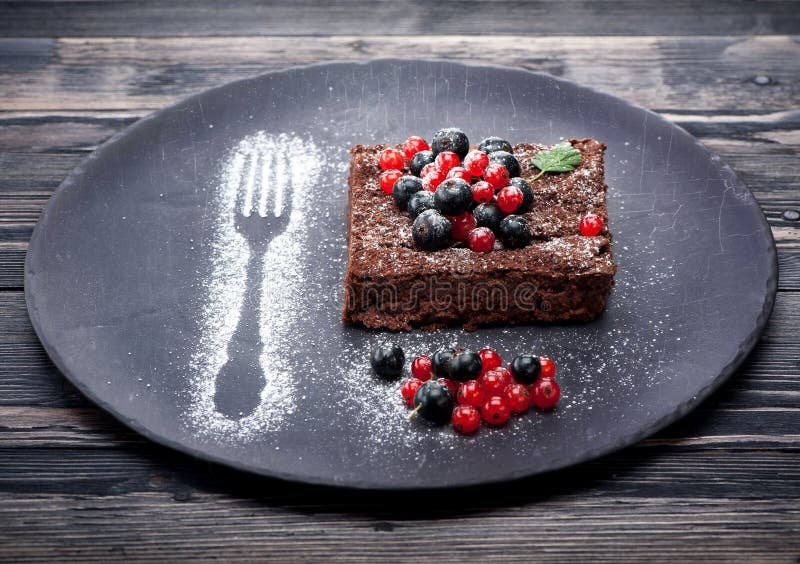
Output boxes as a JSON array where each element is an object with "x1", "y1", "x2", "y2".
[
  {"x1": 1, "y1": 36, "x2": 799, "y2": 112},
  {"x1": 1, "y1": 0, "x2": 799, "y2": 37},
  {"x1": 1, "y1": 2, "x2": 799, "y2": 560}
]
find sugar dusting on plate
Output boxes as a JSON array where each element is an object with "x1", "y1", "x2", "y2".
[{"x1": 185, "y1": 132, "x2": 325, "y2": 441}]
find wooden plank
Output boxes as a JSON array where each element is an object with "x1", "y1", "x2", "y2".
[
  {"x1": 0, "y1": 1, "x2": 798, "y2": 37},
  {"x1": 1, "y1": 36, "x2": 799, "y2": 111},
  {"x1": 0, "y1": 466, "x2": 797, "y2": 561}
]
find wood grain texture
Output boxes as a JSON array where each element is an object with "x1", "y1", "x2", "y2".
[
  {"x1": 1, "y1": 0, "x2": 799, "y2": 38},
  {"x1": 1, "y1": 5, "x2": 799, "y2": 559},
  {"x1": 0, "y1": 491, "x2": 797, "y2": 562},
  {"x1": 1, "y1": 36, "x2": 799, "y2": 112}
]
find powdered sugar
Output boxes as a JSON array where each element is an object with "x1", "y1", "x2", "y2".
[{"x1": 185, "y1": 132, "x2": 324, "y2": 441}]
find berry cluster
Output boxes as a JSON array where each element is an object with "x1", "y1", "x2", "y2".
[
  {"x1": 370, "y1": 344, "x2": 561, "y2": 434},
  {"x1": 377, "y1": 128, "x2": 533, "y2": 253}
]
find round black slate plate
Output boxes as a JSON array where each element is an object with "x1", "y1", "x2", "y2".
[{"x1": 25, "y1": 60, "x2": 776, "y2": 489}]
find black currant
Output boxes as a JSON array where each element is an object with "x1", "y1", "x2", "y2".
[
  {"x1": 412, "y1": 209, "x2": 452, "y2": 251},
  {"x1": 370, "y1": 344, "x2": 405, "y2": 380},
  {"x1": 431, "y1": 128, "x2": 470, "y2": 159},
  {"x1": 413, "y1": 380, "x2": 454, "y2": 425},
  {"x1": 510, "y1": 354, "x2": 541, "y2": 385}
]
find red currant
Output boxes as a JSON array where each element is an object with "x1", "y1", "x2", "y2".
[
  {"x1": 437, "y1": 378, "x2": 458, "y2": 398},
  {"x1": 531, "y1": 377, "x2": 561, "y2": 409},
  {"x1": 539, "y1": 356, "x2": 556, "y2": 379},
  {"x1": 379, "y1": 169, "x2": 403, "y2": 194},
  {"x1": 497, "y1": 185, "x2": 524, "y2": 214},
  {"x1": 462, "y1": 150, "x2": 489, "y2": 177},
  {"x1": 456, "y1": 379, "x2": 485, "y2": 408},
  {"x1": 379, "y1": 148, "x2": 405, "y2": 171},
  {"x1": 467, "y1": 227, "x2": 495, "y2": 253},
  {"x1": 452, "y1": 405, "x2": 481, "y2": 434},
  {"x1": 504, "y1": 383, "x2": 531, "y2": 413},
  {"x1": 450, "y1": 212, "x2": 477, "y2": 242},
  {"x1": 446, "y1": 166, "x2": 472, "y2": 183},
  {"x1": 420, "y1": 162, "x2": 437, "y2": 178},
  {"x1": 471, "y1": 180, "x2": 494, "y2": 204},
  {"x1": 403, "y1": 136, "x2": 430, "y2": 161},
  {"x1": 483, "y1": 163, "x2": 509, "y2": 189},
  {"x1": 411, "y1": 355, "x2": 433, "y2": 381},
  {"x1": 579, "y1": 213, "x2": 603, "y2": 236},
  {"x1": 435, "y1": 151, "x2": 460, "y2": 174},
  {"x1": 481, "y1": 395, "x2": 511, "y2": 425},
  {"x1": 401, "y1": 378, "x2": 423, "y2": 406},
  {"x1": 479, "y1": 348, "x2": 503, "y2": 373},
  {"x1": 422, "y1": 169, "x2": 447, "y2": 192},
  {"x1": 479, "y1": 367, "x2": 512, "y2": 395}
]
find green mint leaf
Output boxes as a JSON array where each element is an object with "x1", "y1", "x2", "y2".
[{"x1": 530, "y1": 142, "x2": 582, "y2": 175}]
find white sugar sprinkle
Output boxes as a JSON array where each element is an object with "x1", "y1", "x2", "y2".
[{"x1": 185, "y1": 132, "x2": 325, "y2": 442}]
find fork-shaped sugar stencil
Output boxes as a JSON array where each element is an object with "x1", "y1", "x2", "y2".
[{"x1": 187, "y1": 133, "x2": 324, "y2": 440}]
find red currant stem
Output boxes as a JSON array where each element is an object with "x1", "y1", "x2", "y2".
[
  {"x1": 407, "y1": 404, "x2": 422, "y2": 421},
  {"x1": 529, "y1": 170, "x2": 546, "y2": 183}
]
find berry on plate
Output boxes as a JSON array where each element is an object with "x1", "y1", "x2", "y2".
[
  {"x1": 479, "y1": 367, "x2": 512, "y2": 395},
  {"x1": 407, "y1": 191, "x2": 436, "y2": 219},
  {"x1": 379, "y1": 169, "x2": 403, "y2": 194},
  {"x1": 403, "y1": 136, "x2": 430, "y2": 160},
  {"x1": 412, "y1": 209, "x2": 452, "y2": 251},
  {"x1": 431, "y1": 128, "x2": 470, "y2": 159},
  {"x1": 496, "y1": 185, "x2": 524, "y2": 214},
  {"x1": 410, "y1": 150, "x2": 435, "y2": 176},
  {"x1": 420, "y1": 162, "x2": 437, "y2": 178},
  {"x1": 412, "y1": 380, "x2": 454, "y2": 424},
  {"x1": 473, "y1": 203, "x2": 504, "y2": 232},
  {"x1": 434, "y1": 178, "x2": 473, "y2": 216},
  {"x1": 450, "y1": 212, "x2": 477, "y2": 242},
  {"x1": 498, "y1": 215, "x2": 531, "y2": 248},
  {"x1": 401, "y1": 378, "x2": 424, "y2": 406},
  {"x1": 370, "y1": 343, "x2": 405, "y2": 380},
  {"x1": 471, "y1": 180, "x2": 494, "y2": 204},
  {"x1": 538, "y1": 356, "x2": 556, "y2": 379},
  {"x1": 456, "y1": 379, "x2": 485, "y2": 408},
  {"x1": 448, "y1": 349, "x2": 483, "y2": 382},
  {"x1": 392, "y1": 175, "x2": 424, "y2": 211},
  {"x1": 504, "y1": 383, "x2": 531, "y2": 413},
  {"x1": 481, "y1": 395, "x2": 511, "y2": 425},
  {"x1": 379, "y1": 148, "x2": 405, "y2": 171},
  {"x1": 462, "y1": 150, "x2": 489, "y2": 177},
  {"x1": 435, "y1": 151, "x2": 461, "y2": 175},
  {"x1": 479, "y1": 348, "x2": 503, "y2": 373},
  {"x1": 431, "y1": 347, "x2": 455, "y2": 378},
  {"x1": 488, "y1": 150, "x2": 521, "y2": 178},
  {"x1": 411, "y1": 355, "x2": 433, "y2": 381},
  {"x1": 478, "y1": 136, "x2": 512, "y2": 154},
  {"x1": 483, "y1": 162, "x2": 510, "y2": 189},
  {"x1": 452, "y1": 405, "x2": 481, "y2": 434},
  {"x1": 467, "y1": 227, "x2": 495, "y2": 253},
  {"x1": 508, "y1": 177, "x2": 534, "y2": 212},
  {"x1": 580, "y1": 213, "x2": 604, "y2": 236},
  {"x1": 422, "y1": 168, "x2": 447, "y2": 192},
  {"x1": 436, "y1": 378, "x2": 458, "y2": 398},
  {"x1": 531, "y1": 377, "x2": 561, "y2": 409},
  {"x1": 446, "y1": 166, "x2": 472, "y2": 183},
  {"x1": 510, "y1": 354, "x2": 541, "y2": 385}
]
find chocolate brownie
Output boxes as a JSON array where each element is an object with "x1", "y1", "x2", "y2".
[{"x1": 342, "y1": 139, "x2": 616, "y2": 331}]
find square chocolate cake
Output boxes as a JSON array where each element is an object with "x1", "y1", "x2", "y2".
[{"x1": 342, "y1": 137, "x2": 616, "y2": 331}]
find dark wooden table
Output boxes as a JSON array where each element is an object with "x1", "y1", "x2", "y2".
[{"x1": 1, "y1": 2, "x2": 799, "y2": 561}]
